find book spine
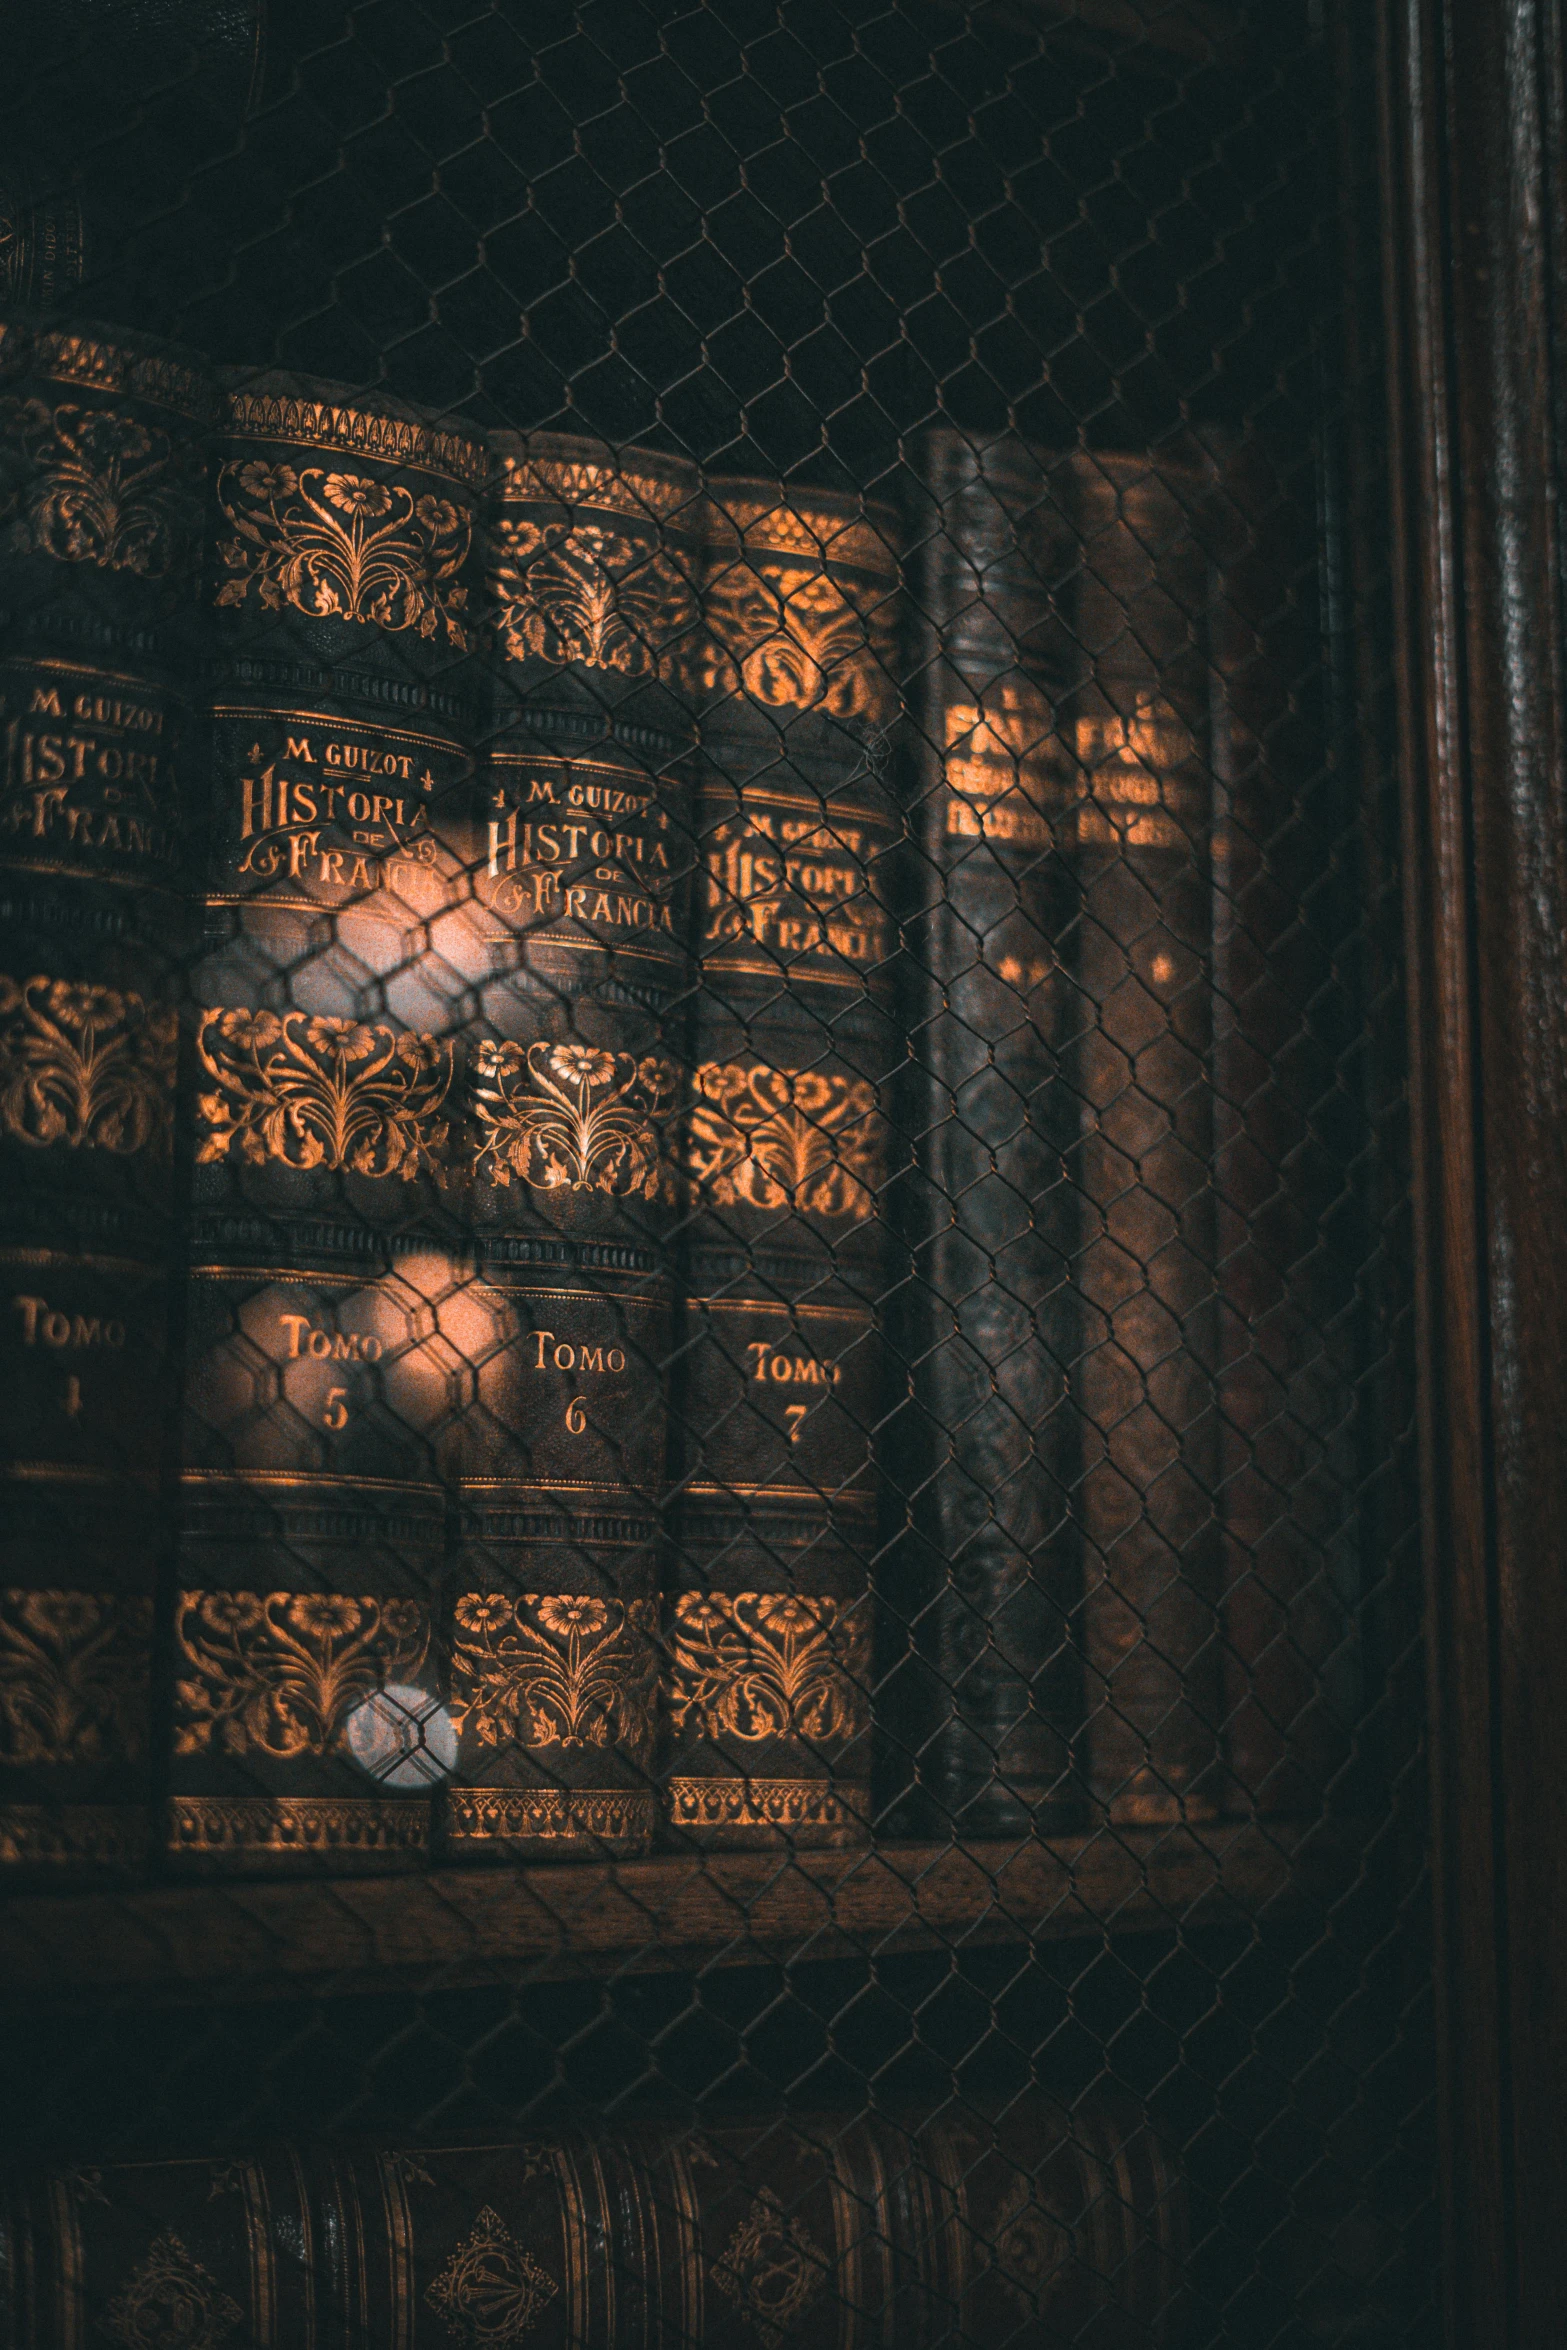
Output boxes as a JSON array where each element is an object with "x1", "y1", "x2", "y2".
[
  {"x1": 0, "y1": 315, "x2": 215, "y2": 1874},
  {"x1": 439, "y1": 432, "x2": 700, "y2": 1859},
  {"x1": 1056, "y1": 450, "x2": 1229, "y2": 1826},
  {"x1": 0, "y1": 154, "x2": 87, "y2": 309},
  {"x1": 901, "y1": 433, "x2": 1087, "y2": 1838},
  {"x1": 170, "y1": 374, "x2": 485, "y2": 1870},
  {"x1": 668, "y1": 484, "x2": 900, "y2": 1848},
  {"x1": 0, "y1": 2094, "x2": 1183, "y2": 2347}
]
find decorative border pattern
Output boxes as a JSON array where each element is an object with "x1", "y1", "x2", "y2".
[
  {"x1": 166, "y1": 1796, "x2": 429, "y2": 1857},
  {"x1": 496, "y1": 442, "x2": 696, "y2": 522},
  {"x1": 445, "y1": 1786, "x2": 655, "y2": 1843},
  {"x1": 704, "y1": 489, "x2": 900, "y2": 579},
  {"x1": 0, "y1": 325, "x2": 214, "y2": 423},
  {"x1": 665, "y1": 1775, "x2": 869, "y2": 1840},
  {"x1": 227, "y1": 392, "x2": 486, "y2": 486},
  {"x1": 0, "y1": 1802, "x2": 147, "y2": 1867}
]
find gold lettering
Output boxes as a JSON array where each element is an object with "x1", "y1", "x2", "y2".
[
  {"x1": 10, "y1": 1295, "x2": 126, "y2": 1349},
  {"x1": 28, "y1": 686, "x2": 65, "y2": 718},
  {"x1": 746, "y1": 1342, "x2": 840, "y2": 1388},
  {"x1": 527, "y1": 1331, "x2": 626, "y2": 1377},
  {"x1": 278, "y1": 1313, "x2": 382, "y2": 1364}
]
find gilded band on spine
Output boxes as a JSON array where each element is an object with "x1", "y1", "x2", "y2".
[
  {"x1": 444, "y1": 1788, "x2": 657, "y2": 1842},
  {"x1": 167, "y1": 1796, "x2": 429, "y2": 1857}
]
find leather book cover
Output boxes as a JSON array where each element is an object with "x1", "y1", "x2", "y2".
[
  {"x1": 0, "y1": 2092, "x2": 1184, "y2": 2347},
  {"x1": 667, "y1": 481, "x2": 900, "y2": 1847},
  {"x1": 1056, "y1": 447, "x2": 1229, "y2": 1827},
  {"x1": 907, "y1": 433, "x2": 1352, "y2": 1831},
  {"x1": 0, "y1": 314, "x2": 217, "y2": 1874},
  {"x1": 435, "y1": 431, "x2": 702, "y2": 1859},
  {"x1": 170, "y1": 372, "x2": 486, "y2": 1870},
  {"x1": 897, "y1": 429, "x2": 1087, "y2": 1838}
]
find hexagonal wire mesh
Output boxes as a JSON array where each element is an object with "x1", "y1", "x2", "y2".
[{"x1": 0, "y1": 2, "x2": 1432, "y2": 2345}]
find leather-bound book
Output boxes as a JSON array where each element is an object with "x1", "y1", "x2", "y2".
[
  {"x1": 437, "y1": 432, "x2": 701, "y2": 1859},
  {"x1": 1055, "y1": 448, "x2": 1229, "y2": 1827},
  {"x1": 909, "y1": 436, "x2": 1342, "y2": 1833},
  {"x1": 0, "y1": 315, "x2": 216, "y2": 1873},
  {"x1": 667, "y1": 482, "x2": 900, "y2": 1848},
  {"x1": 897, "y1": 431, "x2": 1087, "y2": 1839},
  {"x1": 0, "y1": 2092, "x2": 1184, "y2": 2347},
  {"x1": 170, "y1": 374, "x2": 485, "y2": 1870},
  {"x1": 0, "y1": 156, "x2": 86, "y2": 311},
  {"x1": 910, "y1": 437, "x2": 1228, "y2": 1830}
]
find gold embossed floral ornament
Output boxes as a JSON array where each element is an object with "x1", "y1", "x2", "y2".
[
  {"x1": 490, "y1": 513, "x2": 696, "y2": 678},
  {"x1": 0, "y1": 975, "x2": 176, "y2": 1156},
  {"x1": 698, "y1": 493, "x2": 900, "y2": 729},
  {"x1": 215, "y1": 460, "x2": 473, "y2": 644},
  {"x1": 684, "y1": 1061, "x2": 883, "y2": 1222},
  {"x1": 195, "y1": 1009, "x2": 453, "y2": 1179},
  {"x1": 473, "y1": 1040, "x2": 676, "y2": 1199},
  {"x1": 448, "y1": 1593, "x2": 657, "y2": 1760},
  {"x1": 0, "y1": 396, "x2": 196, "y2": 575}
]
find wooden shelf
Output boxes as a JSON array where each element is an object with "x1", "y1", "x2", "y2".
[{"x1": 0, "y1": 1820, "x2": 1352, "y2": 2007}]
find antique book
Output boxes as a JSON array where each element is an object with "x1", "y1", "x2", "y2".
[
  {"x1": 910, "y1": 436, "x2": 1226, "y2": 1830},
  {"x1": 438, "y1": 430, "x2": 701, "y2": 1858},
  {"x1": 897, "y1": 431, "x2": 1087, "y2": 1839},
  {"x1": 170, "y1": 372, "x2": 486, "y2": 1869},
  {"x1": 1061, "y1": 447, "x2": 1229, "y2": 1826},
  {"x1": 0, "y1": 2092, "x2": 1183, "y2": 2347},
  {"x1": 0, "y1": 315, "x2": 216, "y2": 1873},
  {"x1": 909, "y1": 433, "x2": 1347, "y2": 1831},
  {"x1": 0, "y1": 154, "x2": 86, "y2": 312},
  {"x1": 667, "y1": 481, "x2": 900, "y2": 1847}
]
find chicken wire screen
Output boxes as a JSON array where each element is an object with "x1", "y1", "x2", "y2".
[{"x1": 0, "y1": 4, "x2": 1432, "y2": 2347}]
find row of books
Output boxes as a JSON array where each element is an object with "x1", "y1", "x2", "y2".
[
  {"x1": 0, "y1": 2090, "x2": 1183, "y2": 2349},
  {"x1": 0, "y1": 311, "x2": 1356, "y2": 1874}
]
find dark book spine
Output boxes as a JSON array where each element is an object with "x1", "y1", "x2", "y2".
[
  {"x1": 667, "y1": 484, "x2": 900, "y2": 1848},
  {"x1": 898, "y1": 432, "x2": 1086, "y2": 1838},
  {"x1": 0, "y1": 2094, "x2": 1183, "y2": 2347},
  {"x1": 1056, "y1": 451, "x2": 1229, "y2": 1827},
  {"x1": 170, "y1": 375, "x2": 485, "y2": 1870},
  {"x1": 910, "y1": 440, "x2": 1347, "y2": 1833},
  {"x1": 439, "y1": 433, "x2": 700, "y2": 1859},
  {"x1": 0, "y1": 316, "x2": 216, "y2": 1874},
  {"x1": 0, "y1": 160, "x2": 86, "y2": 310}
]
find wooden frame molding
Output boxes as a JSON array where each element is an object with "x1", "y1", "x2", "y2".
[
  {"x1": 1379, "y1": 0, "x2": 1567, "y2": 2339},
  {"x1": 0, "y1": 1824, "x2": 1344, "y2": 2007}
]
